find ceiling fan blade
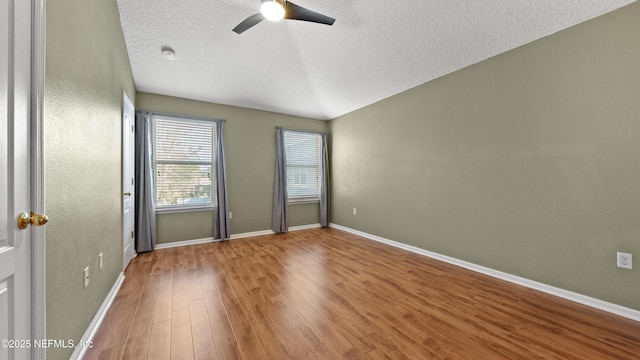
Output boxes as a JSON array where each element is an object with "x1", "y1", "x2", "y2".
[
  {"x1": 232, "y1": 13, "x2": 265, "y2": 34},
  {"x1": 284, "y1": 1, "x2": 335, "y2": 26}
]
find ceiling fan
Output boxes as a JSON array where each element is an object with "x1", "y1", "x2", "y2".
[{"x1": 233, "y1": 0, "x2": 335, "y2": 34}]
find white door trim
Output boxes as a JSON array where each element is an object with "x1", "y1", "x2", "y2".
[
  {"x1": 31, "y1": 0, "x2": 46, "y2": 358},
  {"x1": 121, "y1": 91, "x2": 135, "y2": 270}
]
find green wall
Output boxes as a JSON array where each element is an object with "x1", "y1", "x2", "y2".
[
  {"x1": 331, "y1": 3, "x2": 640, "y2": 310},
  {"x1": 44, "y1": 0, "x2": 136, "y2": 359},
  {"x1": 136, "y1": 93, "x2": 329, "y2": 244}
]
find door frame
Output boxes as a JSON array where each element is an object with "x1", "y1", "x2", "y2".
[
  {"x1": 121, "y1": 90, "x2": 135, "y2": 270},
  {"x1": 31, "y1": 0, "x2": 46, "y2": 358}
]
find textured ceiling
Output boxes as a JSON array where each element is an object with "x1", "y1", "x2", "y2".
[{"x1": 117, "y1": 0, "x2": 635, "y2": 120}]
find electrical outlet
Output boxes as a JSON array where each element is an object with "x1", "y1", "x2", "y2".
[
  {"x1": 84, "y1": 267, "x2": 90, "y2": 288},
  {"x1": 617, "y1": 252, "x2": 633, "y2": 270},
  {"x1": 229, "y1": 211, "x2": 233, "y2": 219},
  {"x1": 353, "y1": 208, "x2": 357, "y2": 215},
  {"x1": 99, "y1": 253, "x2": 104, "y2": 270}
]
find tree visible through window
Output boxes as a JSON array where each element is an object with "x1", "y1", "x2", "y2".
[
  {"x1": 284, "y1": 130, "x2": 321, "y2": 202},
  {"x1": 153, "y1": 116, "x2": 216, "y2": 209}
]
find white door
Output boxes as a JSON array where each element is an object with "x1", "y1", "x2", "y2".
[
  {"x1": 122, "y1": 92, "x2": 136, "y2": 270},
  {"x1": 1, "y1": 0, "x2": 43, "y2": 359}
]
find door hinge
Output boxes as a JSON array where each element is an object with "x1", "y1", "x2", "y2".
[
  {"x1": 131, "y1": 231, "x2": 135, "y2": 239},
  {"x1": 131, "y1": 124, "x2": 134, "y2": 132},
  {"x1": 131, "y1": 177, "x2": 134, "y2": 185}
]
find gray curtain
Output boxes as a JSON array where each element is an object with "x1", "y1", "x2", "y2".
[
  {"x1": 272, "y1": 127, "x2": 288, "y2": 233},
  {"x1": 134, "y1": 111, "x2": 156, "y2": 252},
  {"x1": 214, "y1": 121, "x2": 230, "y2": 240},
  {"x1": 320, "y1": 133, "x2": 329, "y2": 227}
]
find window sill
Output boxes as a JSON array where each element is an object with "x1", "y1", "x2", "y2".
[
  {"x1": 156, "y1": 206, "x2": 215, "y2": 214},
  {"x1": 288, "y1": 199, "x2": 320, "y2": 205}
]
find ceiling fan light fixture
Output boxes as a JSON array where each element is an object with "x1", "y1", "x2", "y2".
[{"x1": 261, "y1": 0, "x2": 285, "y2": 22}]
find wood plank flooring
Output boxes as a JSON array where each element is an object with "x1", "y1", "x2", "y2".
[{"x1": 83, "y1": 228, "x2": 640, "y2": 359}]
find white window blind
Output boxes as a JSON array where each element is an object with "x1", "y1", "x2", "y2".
[
  {"x1": 153, "y1": 117, "x2": 215, "y2": 209},
  {"x1": 284, "y1": 130, "x2": 321, "y2": 202}
]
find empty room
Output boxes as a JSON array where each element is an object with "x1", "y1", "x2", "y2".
[{"x1": 3, "y1": 0, "x2": 640, "y2": 359}]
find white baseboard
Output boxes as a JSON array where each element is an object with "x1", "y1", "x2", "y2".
[
  {"x1": 69, "y1": 272, "x2": 125, "y2": 360},
  {"x1": 155, "y1": 237, "x2": 220, "y2": 249},
  {"x1": 230, "y1": 229, "x2": 273, "y2": 240},
  {"x1": 289, "y1": 223, "x2": 322, "y2": 231},
  {"x1": 330, "y1": 223, "x2": 640, "y2": 322},
  {"x1": 231, "y1": 223, "x2": 322, "y2": 239},
  {"x1": 155, "y1": 223, "x2": 323, "y2": 248}
]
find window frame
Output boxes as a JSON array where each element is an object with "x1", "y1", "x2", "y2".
[
  {"x1": 152, "y1": 113, "x2": 219, "y2": 214},
  {"x1": 283, "y1": 129, "x2": 323, "y2": 204}
]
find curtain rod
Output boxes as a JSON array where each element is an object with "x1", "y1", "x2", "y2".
[
  {"x1": 138, "y1": 110, "x2": 225, "y2": 123},
  {"x1": 275, "y1": 126, "x2": 326, "y2": 136}
]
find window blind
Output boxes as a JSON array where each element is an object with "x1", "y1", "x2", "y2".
[
  {"x1": 284, "y1": 130, "x2": 321, "y2": 201},
  {"x1": 153, "y1": 117, "x2": 215, "y2": 208}
]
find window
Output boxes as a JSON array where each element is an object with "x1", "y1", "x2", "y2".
[
  {"x1": 153, "y1": 116, "x2": 216, "y2": 210},
  {"x1": 284, "y1": 130, "x2": 322, "y2": 202}
]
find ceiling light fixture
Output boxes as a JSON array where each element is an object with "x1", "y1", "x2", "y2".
[{"x1": 260, "y1": 0, "x2": 285, "y2": 22}]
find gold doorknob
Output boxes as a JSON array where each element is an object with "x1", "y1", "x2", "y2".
[
  {"x1": 124, "y1": 192, "x2": 132, "y2": 196},
  {"x1": 18, "y1": 212, "x2": 49, "y2": 230}
]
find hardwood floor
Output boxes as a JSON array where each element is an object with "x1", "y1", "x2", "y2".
[{"x1": 84, "y1": 228, "x2": 640, "y2": 359}]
